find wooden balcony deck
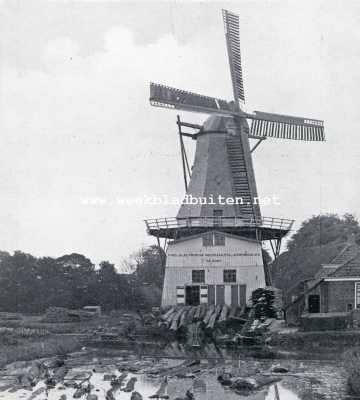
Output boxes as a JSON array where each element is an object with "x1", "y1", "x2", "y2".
[{"x1": 144, "y1": 216, "x2": 294, "y2": 241}]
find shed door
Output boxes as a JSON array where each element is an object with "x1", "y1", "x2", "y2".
[{"x1": 308, "y1": 294, "x2": 320, "y2": 313}]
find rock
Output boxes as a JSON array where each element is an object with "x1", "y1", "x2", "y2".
[
  {"x1": 59, "y1": 395, "x2": 67, "y2": 400},
  {"x1": 111, "y1": 372, "x2": 127, "y2": 387},
  {"x1": 46, "y1": 357, "x2": 65, "y2": 369},
  {"x1": 86, "y1": 395, "x2": 98, "y2": 400},
  {"x1": 45, "y1": 377, "x2": 57, "y2": 388},
  {"x1": 103, "y1": 374, "x2": 117, "y2": 381},
  {"x1": 122, "y1": 377, "x2": 137, "y2": 392},
  {"x1": 27, "y1": 387, "x2": 46, "y2": 400},
  {"x1": 105, "y1": 389, "x2": 115, "y2": 400},
  {"x1": 185, "y1": 389, "x2": 194, "y2": 400},
  {"x1": 52, "y1": 366, "x2": 68, "y2": 383},
  {"x1": 149, "y1": 377, "x2": 168, "y2": 398},
  {"x1": 271, "y1": 366, "x2": 289, "y2": 374},
  {"x1": 217, "y1": 372, "x2": 233, "y2": 386},
  {"x1": 18, "y1": 374, "x2": 33, "y2": 388},
  {"x1": 131, "y1": 391, "x2": 143, "y2": 400},
  {"x1": 230, "y1": 378, "x2": 255, "y2": 395},
  {"x1": 73, "y1": 384, "x2": 91, "y2": 398}
]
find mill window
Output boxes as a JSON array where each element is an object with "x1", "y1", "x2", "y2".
[
  {"x1": 223, "y1": 269, "x2": 236, "y2": 283},
  {"x1": 192, "y1": 270, "x2": 205, "y2": 283},
  {"x1": 214, "y1": 232, "x2": 225, "y2": 246},
  {"x1": 202, "y1": 232, "x2": 213, "y2": 247},
  {"x1": 202, "y1": 232, "x2": 226, "y2": 247}
]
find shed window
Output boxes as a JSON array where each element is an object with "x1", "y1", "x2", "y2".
[
  {"x1": 356, "y1": 282, "x2": 360, "y2": 308},
  {"x1": 224, "y1": 269, "x2": 236, "y2": 283},
  {"x1": 192, "y1": 270, "x2": 205, "y2": 283}
]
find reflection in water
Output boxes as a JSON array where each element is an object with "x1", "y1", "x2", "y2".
[
  {"x1": 266, "y1": 384, "x2": 301, "y2": 400},
  {"x1": 0, "y1": 343, "x2": 348, "y2": 400}
]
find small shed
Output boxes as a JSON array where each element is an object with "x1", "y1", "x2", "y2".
[{"x1": 285, "y1": 241, "x2": 360, "y2": 327}]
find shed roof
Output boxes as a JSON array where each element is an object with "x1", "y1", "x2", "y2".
[
  {"x1": 328, "y1": 242, "x2": 359, "y2": 265},
  {"x1": 285, "y1": 241, "x2": 360, "y2": 310},
  {"x1": 331, "y1": 252, "x2": 360, "y2": 278}
]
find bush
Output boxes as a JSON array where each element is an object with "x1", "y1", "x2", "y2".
[
  {"x1": 0, "y1": 329, "x2": 18, "y2": 346},
  {"x1": 0, "y1": 336, "x2": 81, "y2": 368},
  {"x1": 344, "y1": 347, "x2": 360, "y2": 394},
  {"x1": 251, "y1": 288, "x2": 277, "y2": 320}
]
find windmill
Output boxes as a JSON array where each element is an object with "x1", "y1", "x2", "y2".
[{"x1": 145, "y1": 9, "x2": 325, "y2": 308}]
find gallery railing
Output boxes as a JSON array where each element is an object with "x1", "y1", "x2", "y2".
[{"x1": 144, "y1": 216, "x2": 294, "y2": 232}]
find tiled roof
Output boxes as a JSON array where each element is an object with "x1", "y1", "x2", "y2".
[
  {"x1": 314, "y1": 265, "x2": 339, "y2": 280},
  {"x1": 328, "y1": 242, "x2": 359, "y2": 265},
  {"x1": 331, "y1": 252, "x2": 360, "y2": 278}
]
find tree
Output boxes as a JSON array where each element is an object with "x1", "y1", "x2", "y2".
[
  {"x1": 125, "y1": 245, "x2": 165, "y2": 309},
  {"x1": 272, "y1": 213, "x2": 360, "y2": 296},
  {"x1": 0, "y1": 251, "x2": 40, "y2": 312}
]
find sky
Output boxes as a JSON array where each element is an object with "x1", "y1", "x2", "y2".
[{"x1": 0, "y1": 0, "x2": 360, "y2": 268}]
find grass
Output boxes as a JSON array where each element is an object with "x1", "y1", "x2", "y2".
[
  {"x1": 0, "y1": 311, "x2": 143, "y2": 367},
  {"x1": 0, "y1": 314, "x2": 121, "y2": 334},
  {"x1": 0, "y1": 313, "x2": 99, "y2": 367},
  {"x1": 0, "y1": 336, "x2": 81, "y2": 368},
  {"x1": 343, "y1": 347, "x2": 360, "y2": 395},
  {"x1": 270, "y1": 330, "x2": 360, "y2": 356}
]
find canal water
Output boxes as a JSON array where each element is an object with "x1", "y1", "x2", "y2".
[{"x1": 0, "y1": 343, "x2": 352, "y2": 400}]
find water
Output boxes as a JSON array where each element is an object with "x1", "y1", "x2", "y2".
[{"x1": 0, "y1": 344, "x2": 351, "y2": 400}]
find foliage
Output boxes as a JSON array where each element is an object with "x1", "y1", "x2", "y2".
[
  {"x1": 0, "y1": 336, "x2": 81, "y2": 368},
  {"x1": 286, "y1": 213, "x2": 359, "y2": 252},
  {"x1": 272, "y1": 214, "x2": 360, "y2": 294},
  {"x1": 0, "y1": 245, "x2": 165, "y2": 313},
  {"x1": 251, "y1": 288, "x2": 277, "y2": 320},
  {"x1": 344, "y1": 347, "x2": 360, "y2": 394}
]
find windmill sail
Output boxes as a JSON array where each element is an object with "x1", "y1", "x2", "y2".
[
  {"x1": 223, "y1": 9, "x2": 245, "y2": 103},
  {"x1": 247, "y1": 111, "x2": 325, "y2": 141},
  {"x1": 150, "y1": 82, "x2": 234, "y2": 116}
]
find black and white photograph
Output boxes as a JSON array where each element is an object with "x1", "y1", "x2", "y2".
[{"x1": 0, "y1": 1, "x2": 359, "y2": 399}]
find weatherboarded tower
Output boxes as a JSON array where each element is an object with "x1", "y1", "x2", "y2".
[{"x1": 145, "y1": 9, "x2": 324, "y2": 308}]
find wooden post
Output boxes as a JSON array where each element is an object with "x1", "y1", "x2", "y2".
[{"x1": 177, "y1": 115, "x2": 188, "y2": 191}]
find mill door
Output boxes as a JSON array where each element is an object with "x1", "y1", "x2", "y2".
[
  {"x1": 308, "y1": 294, "x2": 320, "y2": 313},
  {"x1": 186, "y1": 285, "x2": 200, "y2": 306}
]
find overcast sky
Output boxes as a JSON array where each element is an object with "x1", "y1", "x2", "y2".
[{"x1": 0, "y1": 0, "x2": 359, "y2": 268}]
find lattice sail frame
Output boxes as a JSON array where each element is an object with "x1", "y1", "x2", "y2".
[
  {"x1": 150, "y1": 82, "x2": 325, "y2": 141},
  {"x1": 223, "y1": 9, "x2": 246, "y2": 104},
  {"x1": 149, "y1": 8, "x2": 325, "y2": 142}
]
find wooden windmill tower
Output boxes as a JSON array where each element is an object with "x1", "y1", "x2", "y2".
[{"x1": 145, "y1": 9, "x2": 325, "y2": 308}]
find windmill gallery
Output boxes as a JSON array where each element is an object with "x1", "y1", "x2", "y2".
[{"x1": 144, "y1": 9, "x2": 325, "y2": 309}]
